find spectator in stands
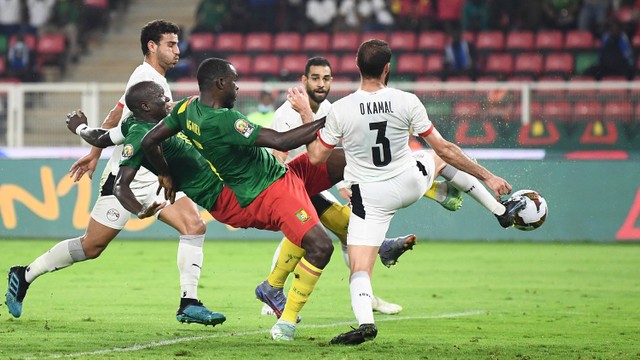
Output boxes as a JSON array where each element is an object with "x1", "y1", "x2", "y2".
[
  {"x1": 46, "y1": 0, "x2": 81, "y2": 63},
  {"x1": 585, "y1": 20, "x2": 635, "y2": 79},
  {"x1": 542, "y1": 0, "x2": 580, "y2": 31},
  {"x1": 390, "y1": 0, "x2": 435, "y2": 32},
  {"x1": 462, "y1": 0, "x2": 490, "y2": 32},
  {"x1": 306, "y1": 0, "x2": 338, "y2": 33},
  {"x1": 278, "y1": 0, "x2": 307, "y2": 32},
  {"x1": 435, "y1": 0, "x2": 465, "y2": 34},
  {"x1": 578, "y1": 0, "x2": 611, "y2": 36},
  {"x1": 7, "y1": 34, "x2": 40, "y2": 82},
  {"x1": 488, "y1": 0, "x2": 518, "y2": 30},
  {"x1": 25, "y1": 0, "x2": 56, "y2": 35},
  {"x1": 191, "y1": 0, "x2": 229, "y2": 34},
  {"x1": 247, "y1": 91, "x2": 277, "y2": 127},
  {"x1": 334, "y1": 0, "x2": 394, "y2": 32},
  {"x1": 443, "y1": 27, "x2": 477, "y2": 80},
  {"x1": 0, "y1": 0, "x2": 25, "y2": 37}
]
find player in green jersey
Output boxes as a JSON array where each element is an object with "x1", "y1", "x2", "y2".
[{"x1": 141, "y1": 58, "x2": 340, "y2": 341}]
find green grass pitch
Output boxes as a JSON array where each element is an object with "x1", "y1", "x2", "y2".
[{"x1": 1, "y1": 239, "x2": 639, "y2": 359}]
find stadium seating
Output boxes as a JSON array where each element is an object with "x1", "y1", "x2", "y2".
[
  {"x1": 360, "y1": 31, "x2": 389, "y2": 43},
  {"x1": 542, "y1": 101, "x2": 572, "y2": 122},
  {"x1": 424, "y1": 54, "x2": 443, "y2": 76},
  {"x1": 252, "y1": 54, "x2": 281, "y2": 77},
  {"x1": 188, "y1": 32, "x2": 216, "y2": 53},
  {"x1": 535, "y1": 30, "x2": 564, "y2": 53},
  {"x1": 244, "y1": 32, "x2": 273, "y2": 53},
  {"x1": 281, "y1": 53, "x2": 308, "y2": 78},
  {"x1": 453, "y1": 101, "x2": 482, "y2": 121},
  {"x1": 506, "y1": 31, "x2": 535, "y2": 53},
  {"x1": 396, "y1": 53, "x2": 424, "y2": 77},
  {"x1": 227, "y1": 54, "x2": 252, "y2": 75},
  {"x1": 331, "y1": 32, "x2": 359, "y2": 54},
  {"x1": 0, "y1": 56, "x2": 6, "y2": 76},
  {"x1": 513, "y1": 53, "x2": 543, "y2": 78},
  {"x1": 389, "y1": 31, "x2": 417, "y2": 53},
  {"x1": 417, "y1": 31, "x2": 446, "y2": 53},
  {"x1": 544, "y1": 53, "x2": 574, "y2": 78},
  {"x1": 484, "y1": 53, "x2": 513, "y2": 77},
  {"x1": 215, "y1": 33, "x2": 244, "y2": 54},
  {"x1": 302, "y1": 32, "x2": 330, "y2": 54},
  {"x1": 564, "y1": 30, "x2": 595, "y2": 52},
  {"x1": 338, "y1": 54, "x2": 359, "y2": 79},
  {"x1": 476, "y1": 31, "x2": 505, "y2": 53},
  {"x1": 573, "y1": 100, "x2": 602, "y2": 121},
  {"x1": 273, "y1": 32, "x2": 301, "y2": 53},
  {"x1": 604, "y1": 101, "x2": 633, "y2": 122},
  {"x1": 36, "y1": 33, "x2": 68, "y2": 75}
]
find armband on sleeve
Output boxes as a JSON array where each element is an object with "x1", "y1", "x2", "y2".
[
  {"x1": 108, "y1": 126, "x2": 125, "y2": 145},
  {"x1": 75, "y1": 124, "x2": 88, "y2": 135}
]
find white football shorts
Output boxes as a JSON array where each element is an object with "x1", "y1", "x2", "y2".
[{"x1": 347, "y1": 150, "x2": 435, "y2": 247}]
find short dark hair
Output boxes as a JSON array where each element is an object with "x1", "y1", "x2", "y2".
[
  {"x1": 140, "y1": 19, "x2": 180, "y2": 56},
  {"x1": 305, "y1": 56, "x2": 332, "y2": 77},
  {"x1": 196, "y1": 58, "x2": 234, "y2": 91},
  {"x1": 356, "y1": 39, "x2": 392, "y2": 79},
  {"x1": 125, "y1": 81, "x2": 161, "y2": 113}
]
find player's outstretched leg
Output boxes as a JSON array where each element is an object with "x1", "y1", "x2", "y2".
[
  {"x1": 176, "y1": 299, "x2": 226, "y2": 326},
  {"x1": 5, "y1": 266, "x2": 30, "y2": 318},
  {"x1": 378, "y1": 234, "x2": 417, "y2": 268},
  {"x1": 329, "y1": 324, "x2": 378, "y2": 345},
  {"x1": 425, "y1": 180, "x2": 463, "y2": 211},
  {"x1": 495, "y1": 196, "x2": 527, "y2": 228},
  {"x1": 371, "y1": 296, "x2": 402, "y2": 315}
]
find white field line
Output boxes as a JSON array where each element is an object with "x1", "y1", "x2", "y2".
[{"x1": 40, "y1": 310, "x2": 486, "y2": 359}]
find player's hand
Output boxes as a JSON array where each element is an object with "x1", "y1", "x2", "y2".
[
  {"x1": 157, "y1": 175, "x2": 176, "y2": 204},
  {"x1": 287, "y1": 86, "x2": 313, "y2": 123},
  {"x1": 137, "y1": 201, "x2": 166, "y2": 219},
  {"x1": 338, "y1": 187, "x2": 352, "y2": 202},
  {"x1": 66, "y1": 109, "x2": 88, "y2": 134},
  {"x1": 69, "y1": 152, "x2": 99, "y2": 181},
  {"x1": 484, "y1": 175, "x2": 512, "y2": 200}
]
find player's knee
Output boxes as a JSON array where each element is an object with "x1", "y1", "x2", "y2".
[
  {"x1": 183, "y1": 216, "x2": 207, "y2": 235},
  {"x1": 304, "y1": 236, "x2": 334, "y2": 268}
]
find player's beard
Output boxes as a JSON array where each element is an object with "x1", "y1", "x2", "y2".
[{"x1": 307, "y1": 88, "x2": 328, "y2": 105}]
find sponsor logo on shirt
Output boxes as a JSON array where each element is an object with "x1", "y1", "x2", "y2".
[
  {"x1": 295, "y1": 209, "x2": 311, "y2": 223},
  {"x1": 122, "y1": 144, "x2": 134, "y2": 159},
  {"x1": 234, "y1": 119, "x2": 255, "y2": 138}
]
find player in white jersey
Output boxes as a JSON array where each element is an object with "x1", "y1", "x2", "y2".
[
  {"x1": 301, "y1": 39, "x2": 526, "y2": 345},
  {"x1": 259, "y1": 56, "x2": 464, "y2": 318},
  {"x1": 6, "y1": 20, "x2": 224, "y2": 327}
]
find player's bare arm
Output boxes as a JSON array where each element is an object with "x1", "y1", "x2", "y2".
[
  {"x1": 254, "y1": 117, "x2": 326, "y2": 151},
  {"x1": 423, "y1": 128, "x2": 512, "y2": 198},
  {"x1": 114, "y1": 166, "x2": 166, "y2": 218},
  {"x1": 66, "y1": 110, "x2": 116, "y2": 149},
  {"x1": 306, "y1": 138, "x2": 333, "y2": 166},
  {"x1": 141, "y1": 121, "x2": 180, "y2": 202}
]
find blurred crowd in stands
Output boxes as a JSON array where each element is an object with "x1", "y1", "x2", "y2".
[{"x1": 0, "y1": 0, "x2": 130, "y2": 82}]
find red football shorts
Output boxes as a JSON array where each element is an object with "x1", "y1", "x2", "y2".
[{"x1": 209, "y1": 153, "x2": 332, "y2": 246}]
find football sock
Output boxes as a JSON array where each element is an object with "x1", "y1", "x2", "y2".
[
  {"x1": 350, "y1": 271, "x2": 375, "y2": 325},
  {"x1": 25, "y1": 237, "x2": 86, "y2": 283},
  {"x1": 441, "y1": 165, "x2": 505, "y2": 215},
  {"x1": 423, "y1": 180, "x2": 443, "y2": 201},
  {"x1": 177, "y1": 234, "x2": 204, "y2": 300},
  {"x1": 319, "y1": 201, "x2": 350, "y2": 240},
  {"x1": 281, "y1": 257, "x2": 322, "y2": 323},
  {"x1": 267, "y1": 238, "x2": 305, "y2": 289}
]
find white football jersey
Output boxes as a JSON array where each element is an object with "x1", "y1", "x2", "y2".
[
  {"x1": 272, "y1": 98, "x2": 332, "y2": 162},
  {"x1": 318, "y1": 87, "x2": 434, "y2": 183},
  {"x1": 105, "y1": 62, "x2": 172, "y2": 189}
]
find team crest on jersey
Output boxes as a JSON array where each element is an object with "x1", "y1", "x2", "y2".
[
  {"x1": 295, "y1": 209, "x2": 311, "y2": 223},
  {"x1": 234, "y1": 119, "x2": 255, "y2": 138},
  {"x1": 106, "y1": 208, "x2": 120, "y2": 222},
  {"x1": 121, "y1": 144, "x2": 134, "y2": 159}
]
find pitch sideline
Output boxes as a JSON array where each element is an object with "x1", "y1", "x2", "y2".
[{"x1": 42, "y1": 310, "x2": 486, "y2": 359}]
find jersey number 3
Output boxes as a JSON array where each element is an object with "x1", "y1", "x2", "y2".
[{"x1": 369, "y1": 121, "x2": 391, "y2": 167}]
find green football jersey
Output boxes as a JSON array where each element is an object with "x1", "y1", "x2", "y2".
[
  {"x1": 164, "y1": 96, "x2": 286, "y2": 207},
  {"x1": 119, "y1": 115, "x2": 223, "y2": 211}
]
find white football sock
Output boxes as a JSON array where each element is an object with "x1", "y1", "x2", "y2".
[
  {"x1": 350, "y1": 271, "x2": 375, "y2": 325},
  {"x1": 25, "y1": 237, "x2": 86, "y2": 283},
  {"x1": 177, "y1": 234, "x2": 204, "y2": 300},
  {"x1": 441, "y1": 165, "x2": 505, "y2": 215}
]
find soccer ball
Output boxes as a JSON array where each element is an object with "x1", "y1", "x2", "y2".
[{"x1": 510, "y1": 189, "x2": 548, "y2": 231}]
